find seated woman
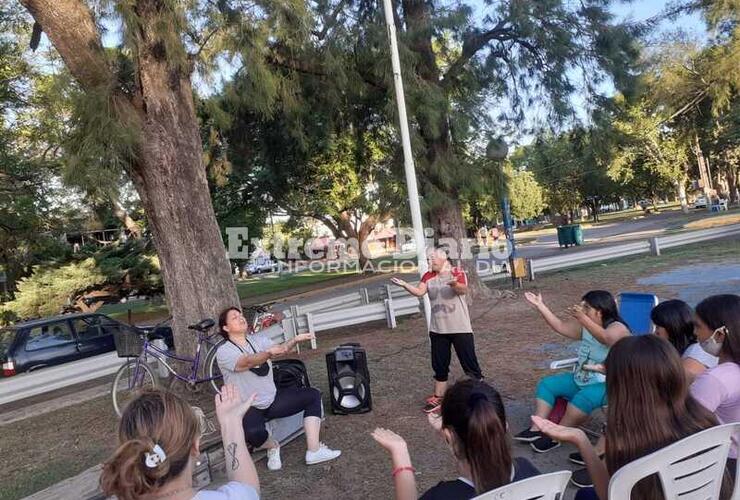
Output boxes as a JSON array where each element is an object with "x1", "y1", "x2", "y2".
[
  {"x1": 690, "y1": 294, "x2": 740, "y2": 479},
  {"x1": 101, "y1": 384, "x2": 260, "y2": 499},
  {"x1": 534, "y1": 335, "x2": 732, "y2": 500},
  {"x1": 652, "y1": 299, "x2": 718, "y2": 380},
  {"x1": 515, "y1": 290, "x2": 630, "y2": 453},
  {"x1": 372, "y1": 379, "x2": 540, "y2": 500},
  {"x1": 216, "y1": 307, "x2": 340, "y2": 471}
]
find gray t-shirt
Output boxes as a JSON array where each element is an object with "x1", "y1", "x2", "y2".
[
  {"x1": 422, "y1": 268, "x2": 473, "y2": 334},
  {"x1": 216, "y1": 332, "x2": 277, "y2": 409},
  {"x1": 194, "y1": 481, "x2": 259, "y2": 499}
]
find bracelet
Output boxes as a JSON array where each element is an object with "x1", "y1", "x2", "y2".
[{"x1": 392, "y1": 466, "x2": 415, "y2": 477}]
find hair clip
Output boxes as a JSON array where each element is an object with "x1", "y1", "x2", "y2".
[
  {"x1": 144, "y1": 444, "x2": 167, "y2": 468},
  {"x1": 468, "y1": 391, "x2": 488, "y2": 407}
]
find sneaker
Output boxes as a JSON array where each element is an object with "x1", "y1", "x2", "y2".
[
  {"x1": 571, "y1": 467, "x2": 593, "y2": 488},
  {"x1": 513, "y1": 428, "x2": 542, "y2": 443},
  {"x1": 531, "y1": 435, "x2": 561, "y2": 453},
  {"x1": 267, "y1": 446, "x2": 282, "y2": 471},
  {"x1": 306, "y1": 443, "x2": 342, "y2": 465},
  {"x1": 423, "y1": 396, "x2": 442, "y2": 413},
  {"x1": 569, "y1": 451, "x2": 604, "y2": 465}
]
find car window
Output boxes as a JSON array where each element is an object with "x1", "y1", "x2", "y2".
[
  {"x1": 0, "y1": 328, "x2": 16, "y2": 357},
  {"x1": 25, "y1": 322, "x2": 74, "y2": 351},
  {"x1": 72, "y1": 316, "x2": 104, "y2": 342}
]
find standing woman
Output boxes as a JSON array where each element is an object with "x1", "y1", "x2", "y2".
[
  {"x1": 690, "y1": 294, "x2": 740, "y2": 478},
  {"x1": 216, "y1": 307, "x2": 341, "y2": 471},
  {"x1": 515, "y1": 290, "x2": 630, "y2": 453},
  {"x1": 391, "y1": 247, "x2": 484, "y2": 413}
]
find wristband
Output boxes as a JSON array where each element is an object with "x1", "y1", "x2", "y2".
[{"x1": 392, "y1": 466, "x2": 415, "y2": 477}]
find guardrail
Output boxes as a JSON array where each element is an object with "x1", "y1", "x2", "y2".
[
  {"x1": 528, "y1": 223, "x2": 740, "y2": 279},
  {"x1": 0, "y1": 352, "x2": 124, "y2": 406}
]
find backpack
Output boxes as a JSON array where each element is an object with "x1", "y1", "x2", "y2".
[{"x1": 272, "y1": 359, "x2": 311, "y2": 389}]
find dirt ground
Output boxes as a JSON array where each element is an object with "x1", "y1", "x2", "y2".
[{"x1": 2, "y1": 237, "x2": 738, "y2": 500}]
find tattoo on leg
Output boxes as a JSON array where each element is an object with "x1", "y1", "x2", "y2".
[{"x1": 227, "y1": 442, "x2": 240, "y2": 471}]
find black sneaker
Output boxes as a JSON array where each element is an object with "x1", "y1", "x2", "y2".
[
  {"x1": 569, "y1": 451, "x2": 604, "y2": 465},
  {"x1": 571, "y1": 467, "x2": 593, "y2": 488},
  {"x1": 569, "y1": 451, "x2": 585, "y2": 465},
  {"x1": 513, "y1": 428, "x2": 542, "y2": 443},
  {"x1": 531, "y1": 435, "x2": 561, "y2": 453}
]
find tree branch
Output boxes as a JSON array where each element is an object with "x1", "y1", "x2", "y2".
[
  {"x1": 313, "y1": 0, "x2": 350, "y2": 41},
  {"x1": 19, "y1": 0, "x2": 112, "y2": 91},
  {"x1": 441, "y1": 21, "x2": 516, "y2": 87}
]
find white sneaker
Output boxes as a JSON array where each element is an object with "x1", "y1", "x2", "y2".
[
  {"x1": 267, "y1": 446, "x2": 282, "y2": 471},
  {"x1": 305, "y1": 443, "x2": 341, "y2": 465}
]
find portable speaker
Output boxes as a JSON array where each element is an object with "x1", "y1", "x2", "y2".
[{"x1": 325, "y1": 343, "x2": 372, "y2": 414}]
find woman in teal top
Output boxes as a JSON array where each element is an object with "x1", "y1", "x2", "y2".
[{"x1": 514, "y1": 290, "x2": 630, "y2": 454}]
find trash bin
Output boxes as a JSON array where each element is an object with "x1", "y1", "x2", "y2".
[
  {"x1": 571, "y1": 224, "x2": 584, "y2": 246},
  {"x1": 557, "y1": 226, "x2": 574, "y2": 247}
]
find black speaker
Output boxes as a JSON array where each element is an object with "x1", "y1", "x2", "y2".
[{"x1": 326, "y1": 343, "x2": 372, "y2": 415}]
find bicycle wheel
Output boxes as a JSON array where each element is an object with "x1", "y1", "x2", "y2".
[
  {"x1": 204, "y1": 340, "x2": 226, "y2": 394},
  {"x1": 112, "y1": 359, "x2": 157, "y2": 417}
]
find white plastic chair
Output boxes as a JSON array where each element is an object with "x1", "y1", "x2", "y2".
[
  {"x1": 608, "y1": 422, "x2": 740, "y2": 500},
  {"x1": 471, "y1": 470, "x2": 572, "y2": 500}
]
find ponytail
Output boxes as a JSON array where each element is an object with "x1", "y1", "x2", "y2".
[
  {"x1": 466, "y1": 395, "x2": 512, "y2": 493},
  {"x1": 99, "y1": 389, "x2": 199, "y2": 499},
  {"x1": 100, "y1": 438, "x2": 172, "y2": 500},
  {"x1": 440, "y1": 380, "x2": 514, "y2": 494}
]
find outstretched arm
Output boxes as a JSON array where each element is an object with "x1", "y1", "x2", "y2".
[
  {"x1": 372, "y1": 428, "x2": 417, "y2": 500},
  {"x1": 524, "y1": 292, "x2": 581, "y2": 339},
  {"x1": 391, "y1": 277, "x2": 427, "y2": 297}
]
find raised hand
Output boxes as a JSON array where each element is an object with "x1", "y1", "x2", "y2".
[
  {"x1": 531, "y1": 416, "x2": 586, "y2": 446},
  {"x1": 524, "y1": 291, "x2": 544, "y2": 308},
  {"x1": 427, "y1": 412, "x2": 443, "y2": 432},
  {"x1": 371, "y1": 428, "x2": 409, "y2": 457},
  {"x1": 215, "y1": 384, "x2": 255, "y2": 424},
  {"x1": 295, "y1": 332, "x2": 316, "y2": 343},
  {"x1": 390, "y1": 277, "x2": 407, "y2": 287}
]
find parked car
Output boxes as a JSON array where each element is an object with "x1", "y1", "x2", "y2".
[
  {"x1": 0, "y1": 313, "x2": 173, "y2": 377},
  {"x1": 692, "y1": 196, "x2": 708, "y2": 209},
  {"x1": 246, "y1": 258, "x2": 279, "y2": 275}
]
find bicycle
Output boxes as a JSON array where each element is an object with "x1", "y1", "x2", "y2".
[{"x1": 111, "y1": 304, "x2": 284, "y2": 415}]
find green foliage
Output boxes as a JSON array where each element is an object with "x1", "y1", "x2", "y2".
[
  {"x1": 1, "y1": 240, "x2": 162, "y2": 321},
  {"x1": 508, "y1": 167, "x2": 546, "y2": 221}
]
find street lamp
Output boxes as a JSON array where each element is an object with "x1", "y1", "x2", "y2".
[
  {"x1": 486, "y1": 137, "x2": 517, "y2": 275},
  {"x1": 381, "y1": 0, "x2": 431, "y2": 328}
]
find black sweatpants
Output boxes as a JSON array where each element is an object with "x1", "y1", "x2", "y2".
[
  {"x1": 242, "y1": 386, "x2": 322, "y2": 448},
  {"x1": 430, "y1": 331, "x2": 483, "y2": 382}
]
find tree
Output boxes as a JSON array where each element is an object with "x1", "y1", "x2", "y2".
[
  {"x1": 507, "y1": 166, "x2": 545, "y2": 221},
  {"x1": 17, "y1": 0, "x2": 241, "y2": 354},
  {"x1": 211, "y1": 0, "x2": 640, "y2": 296}
]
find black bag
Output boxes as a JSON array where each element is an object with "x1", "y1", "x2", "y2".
[{"x1": 273, "y1": 359, "x2": 311, "y2": 389}]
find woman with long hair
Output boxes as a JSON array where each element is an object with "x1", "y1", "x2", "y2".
[
  {"x1": 515, "y1": 290, "x2": 630, "y2": 453},
  {"x1": 215, "y1": 307, "x2": 340, "y2": 472},
  {"x1": 690, "y1": 294, "x2": 740, "y2": 477},
  {"x1": 534, "y1": 335, "x2": 731, "y2": 500},
  {"x1": 372, "y1": 379, "x2": 539, "y2": 500},
  {"x1": 100, "y1": 384, "x2": 259, "y2": 500},
  {"x1": 651, "y1": 299, "x2": 717, "y2": 380}
]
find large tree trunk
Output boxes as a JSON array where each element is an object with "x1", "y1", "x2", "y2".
[
  {"x1": 430, "y1": 199, "x2": 490, "y2": 298},
  {"x1": 22, "y1": 0, "x2": 239, "y2": 356}
]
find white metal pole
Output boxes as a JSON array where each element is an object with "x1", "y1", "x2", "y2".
[{"x1": 382, "y1": 0, "x2": 431, "y2": 328}]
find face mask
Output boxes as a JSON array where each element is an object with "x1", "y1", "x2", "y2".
[{"x1": 699, "y1": 327, "x2": 726, "y2": 357}]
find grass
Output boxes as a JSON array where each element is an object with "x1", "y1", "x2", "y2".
[{"x1": 100, "y1": 269, "x2": 358, "y2": 322}]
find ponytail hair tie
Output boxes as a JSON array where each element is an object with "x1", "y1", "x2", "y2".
[
  {"x1": 468, "y1": 391, "x2": 488, "y2": 408},
  {"x1": 144, "y1": 444, "x2": 167, "y2": 468}
]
